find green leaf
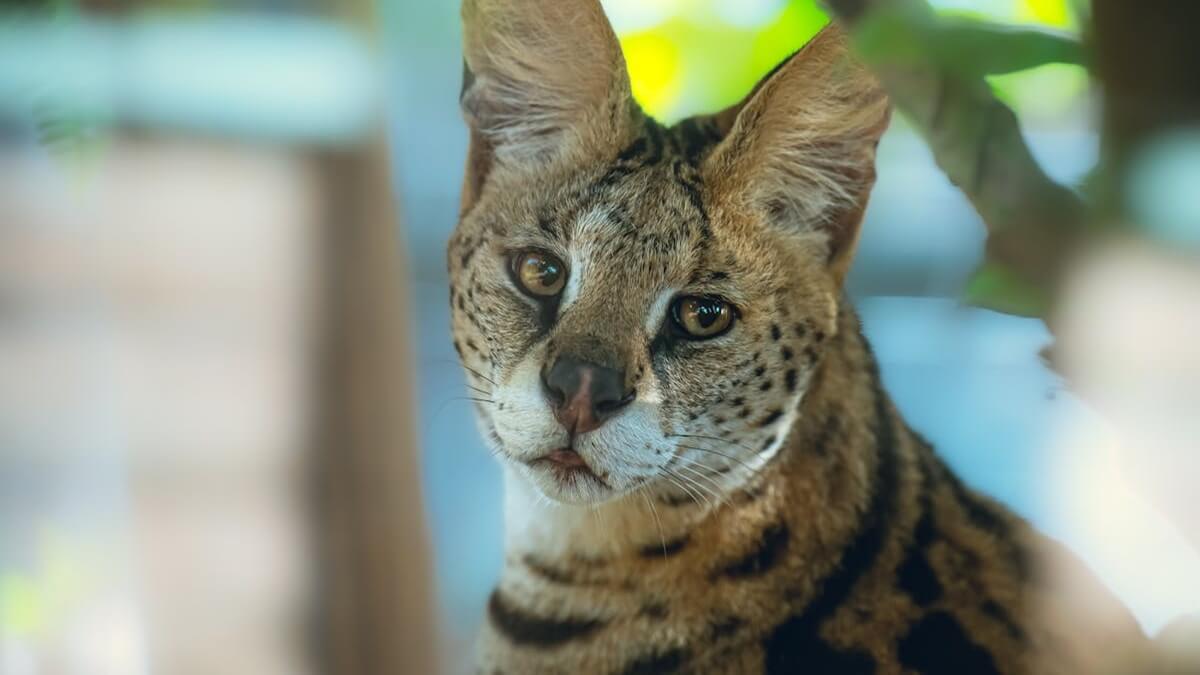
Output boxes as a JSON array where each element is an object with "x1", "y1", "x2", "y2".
[
  {"x1": 852, "y1": 6, "x2": 1087, "y2": 79},
  {"x1": 934, "y1": 20, "x2": 1086, "y2": 76},
  {"x1": 964, "y1": 261, "x2": 1051, "y2": 318}
]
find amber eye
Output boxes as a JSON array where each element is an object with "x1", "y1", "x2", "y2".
[
  {"x1": 672, "y1": 296, "x2": 735, "y2": 340},
  {"x1": 512, "y1": 250, "x2": 567, "y2": 298}
]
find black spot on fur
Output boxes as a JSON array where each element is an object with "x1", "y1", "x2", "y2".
[
  {"x1": 754, "y1": 365, "x2": 767, "y2": 377},
  {"x1": 898, "y1": 546, "x2": 942, "y2": 607},
  {"x1": 716, "y1": 522, "x2": 789, "y2": 579},
  {"x1": 758, "y1": 409, "x2": 783, "y2": 427},
  {"x1": 759, "y1": 380, "x2": 773, "y2": 392},
  {"x1": 981, "y1": 599, "x2": 1028, "y2": 644},
  {"x1": 764, "y1": 634, "x2": 876, "y2": 675},
  {"x1": 897, "y1": 611, "x2": 1001, "y2": 675},
  {"x1": 639, "y1": 602, "x2": 669, "y2": 619},
  {"x1": 487, "y1": 590, "x2": 604, "y2": 647},
  {"x1": 618, "y1": 647, "x2": 688, "y2": 675},
  {"x1": 640, "y1": 535, "x2": 690, "y2": 559},
  {"x1": 782, "y1": 346, "x2": 794, "y2": 361},
  {"x1": 785, "y1": 369, "x2": 798, "y2": 392},
  {"x1": 770, "y1": 324, "x2": 782, "y2": 341},
  {"x1": 710, "y1": 615, "x2": 746, "y2": 639},
  {"x1": 811, "y1": 413, "x2": 840, "y2": 454},
  {"x1": 521, "y1": 555, "x2": 578, "y2": 585}
]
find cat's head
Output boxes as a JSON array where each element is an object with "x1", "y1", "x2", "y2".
[{"x1": 449, "y1": 0, "x2": 889, "y2": 505}]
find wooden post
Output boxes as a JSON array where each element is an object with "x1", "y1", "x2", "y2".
[{"x1": 313, "y1": 139, "x2": 437, "y2": 675}]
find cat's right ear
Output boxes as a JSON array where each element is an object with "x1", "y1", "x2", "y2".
[{"x1": 459, "y1": 0, "x2": 634, "y2": 209}]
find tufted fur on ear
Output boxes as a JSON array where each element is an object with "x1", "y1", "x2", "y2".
[
  {"x1": 459, "y1": 0, "x2": 635, "y2": 206},
  {"x1": 703, "y1": 25, "x2": 891, "y2": 283}
]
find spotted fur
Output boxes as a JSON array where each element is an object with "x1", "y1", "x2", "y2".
[{"x1": 449, "y1": 1, "x2": 1152, "y2": 672}]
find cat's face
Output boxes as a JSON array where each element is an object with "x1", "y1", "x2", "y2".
[{"x1": 451, "y1": 0, "x2": 888, "y2": 505}]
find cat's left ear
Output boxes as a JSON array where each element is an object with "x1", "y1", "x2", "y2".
[
  {"x1": 459, "y1": 0, "x2": 634, "y2": 210},
  {"x1": 703, "y1": 25, "x2": 890, "y2": 283}
]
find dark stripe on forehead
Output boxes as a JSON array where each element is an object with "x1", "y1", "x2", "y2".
[
  {"x1": 644, "y1": 118, "x2": 665, "y2": 165},
  {"x1": 536, "y1": 213, "x2": 563, "y2": 241},
  {"x1": 487, "y1": 590, "x2": 605, "y2": 647},
  {"x1": 676, "y1": 116, "x2": 723, "y2": 165},
  {"x1": 616, "y1": 135, "x2": 649, "y2": 163},
  {"x1": 672, "y1": 159, "x2": 710, "y2": 227}
]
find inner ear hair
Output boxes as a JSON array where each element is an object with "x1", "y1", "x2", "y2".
[
  {"x1": 703, "y1": 25, "x2": 891, "y2": 280},
  {"x1": 459, "y1": 0, "x2": 634, "y2": 165}
]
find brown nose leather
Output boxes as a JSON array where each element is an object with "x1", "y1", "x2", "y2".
[{"x1": 542, "y1": 356, "x2": 634, "y2": 434}]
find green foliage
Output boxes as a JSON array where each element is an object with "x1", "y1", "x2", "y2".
[
  {"x1": 965, "y1": 261, "x2": 1051, "y2": 318},
  {"x1": 620, "y1": 0, "x2": 829, "y2": 122},
  {"x1": 854, "y1": 5, "x2": 1085, "y2": 80}
]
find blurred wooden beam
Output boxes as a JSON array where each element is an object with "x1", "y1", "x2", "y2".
[{"x1": 313, "y1": 137, "x2": 437, "y2": 675}]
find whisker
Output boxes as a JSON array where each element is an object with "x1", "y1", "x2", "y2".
[
  {"x1": 676, "y1": 445, "x2": 766, "y2": 477},
  {"x1": 456, "y1": 397, "x2": 495, "y2": 405},
  {"x1": 661, "y1": 471, "x2": 705, "y2": 510},
  {"x1": 460, "y1": 363, "x2": 498, "y2": 386},
  {"x1": 663, "y1": 468, "x2": 711, "y2": 510},
  {"x1": 675, "y1": 462, "x2": 731, "y2": 510},
  {"x1": 423, "y1": 357, "x2": 500, "y2": 386},
  {"x1": 640, "y1": 489, "x2": 669, "y2": 559},
  {"x1": 669, "y1": 433, "x2": 760, "y2": 455},
  {"x1": 464, "y1": 383, "x2": 494, "y2": 397}
]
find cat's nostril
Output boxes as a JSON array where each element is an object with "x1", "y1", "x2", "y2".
[
  {"x1": 544, "y1": 355, "x2": 633, "y2": 433},
  {"x1": 594, "y1": 389, "x2": 635, "y2": 415},
  {"x1": 540, "y1": 369, "x2": 567, "y2": 406}
]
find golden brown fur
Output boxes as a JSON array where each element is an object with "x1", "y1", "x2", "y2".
[{"x1": 449, "y1": 1, "x2": 1151, "y2": 672}]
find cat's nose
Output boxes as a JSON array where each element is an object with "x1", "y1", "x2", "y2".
[{"x1": 542, "y1": 355, "x2": 634, "y2": 434}]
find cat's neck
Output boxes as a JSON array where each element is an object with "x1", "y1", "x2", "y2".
[{"x1": 501, "y1": 305, "x2": 888, "y2": 566}]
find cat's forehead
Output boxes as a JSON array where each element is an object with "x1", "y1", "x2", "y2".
[{"x1": 517, "y1": 120, "x2": 725, "y2": 268}]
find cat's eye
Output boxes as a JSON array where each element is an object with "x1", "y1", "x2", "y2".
[
  {"x1": 512, "y1": 249, "x2": 567, "y2": 298},
  {"x1": 672, "y1": 296, "x2": 735, "y2": 340}
]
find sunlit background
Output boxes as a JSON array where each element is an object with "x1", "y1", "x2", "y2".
[{"x1": 2, "y1": 0, "x2": 1198, "y2": 673}]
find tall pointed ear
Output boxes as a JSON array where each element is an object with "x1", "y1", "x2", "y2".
[
  {"x1": 704, "y1": 25, "x2": 891, "y2": 283},
  {"x1": 459, "y1": 0, "x2": 634, "y2": 206}
]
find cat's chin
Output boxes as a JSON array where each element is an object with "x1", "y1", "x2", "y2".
[{"x1": 519, "y1": 461, "x2": 617, "y2": 506}]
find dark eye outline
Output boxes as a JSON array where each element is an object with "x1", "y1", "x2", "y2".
[
  {"x1": 670, "y1": 295, "x2": 738, "y2": 341},
  {"x1": 508, "y1": 248, "x2": 568, "y2": 299}
]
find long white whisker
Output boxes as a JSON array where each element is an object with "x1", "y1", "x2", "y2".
[{"x1": 640, "y1": 489, "x2": 668, "y2": 558}]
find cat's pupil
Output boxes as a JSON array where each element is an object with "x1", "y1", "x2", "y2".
[
  {"x1": 695, "y1": 302, "x2": 720, "y2": 327},
  {"x1": 532, "y1": 260, "x2": 556, "y2": 285}
]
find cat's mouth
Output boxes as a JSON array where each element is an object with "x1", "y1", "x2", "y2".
[{"x1": 527, "y1": 448, "x2": 609, "y2": 489}]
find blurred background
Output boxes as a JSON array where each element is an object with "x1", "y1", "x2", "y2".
[{"x1": 1, "y1": 0, "x2": 1198, "y2": 673}]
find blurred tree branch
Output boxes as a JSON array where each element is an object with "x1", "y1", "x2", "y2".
[
  {"x1": 822, "y1": 0, "x2": 1088, "y2": 320},
  {"x1": 822, "y1": 0, "x2": 1200, "y2": 569}
]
